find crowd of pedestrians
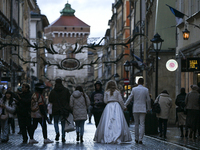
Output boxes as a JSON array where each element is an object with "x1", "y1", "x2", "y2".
[{"x1": 0, "y1": 77, "x2": 199, "y2": 145}]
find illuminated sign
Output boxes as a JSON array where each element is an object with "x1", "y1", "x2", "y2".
[
  {"x1": 187, "y1": 58, "x2": 200, "y2": 72},
  {"x1": 181, "y1": 58, "x2": 200, "y2": 72},
  {"x1": 166, "y1": 59, "x2": 178, "y2": 71},
  {"x1": 189, "y1": 60, "x2": 198, "y2": 69}
]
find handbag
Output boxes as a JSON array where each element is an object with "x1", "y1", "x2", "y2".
[
  {"x1": 0, "y1": 108, "x2": 8, "y2": 120},
  {"x1": 64, "y1": 113, "x2": 75, "y2": 132},
  {"x1": 152, "y1": 96, "x2": 161, "y2": 113}
]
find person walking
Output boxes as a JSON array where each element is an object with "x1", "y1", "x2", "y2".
[
  {"x1": 44, "y1": 87, "x2": 53, "y2": 124},
  {"x1": 15, "y1": 83, "x2": 32, "y2": 143},
  {"x1": 185, "y1": 85, "x2": 200, "y2": 139},
  {"x1": 15, "y1": 86, "x2": 22, "y2": 135},
  {"x1": 94, "y1": 80, "x2": 132, "y2": 144},
  {"x1": 6, "y1": 87, "x2": 16, "y2": 134},
  {"x1": 29, "y1": 83, "x2": 53, "y2": 144},
  {"x1": 90, "y1": 81, "x2": 106, "y2": 128},
  {"x1": 70, "y1": 86, "x2": 90, "y2": 143},
  {"x1": 49, "y1": 78, "x2": 71, "y2": 142},
  {"x1": 155, "y1": 90, "x2": 172, "y2": 138},
  {"x1": 175, "y1": 87, "x2": 187, "y2": 137},
  {"x1": 0, "y1": 91, "x2": 17, "y2": 142},
  {"x1": 125, "y1": 78, "x2": 151, "y2": 144}
]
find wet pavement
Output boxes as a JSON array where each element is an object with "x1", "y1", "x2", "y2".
[
  {"x1": 0, "y1": 117, "x2": 199, "y2": 150},
  {"x1": 148, "y1": 126, "x2": 200, "y2": 150}
]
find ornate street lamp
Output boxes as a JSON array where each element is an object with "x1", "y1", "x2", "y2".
[
  {"x1": 17, "y1": 66, "x2": 24, "y2": 86},
  {"x1": 150, "y1": 33, "x2": 164, "y2": 99},
  {"x1": 182, "y1": 28, "x2": 190, "y2": 40},
  {"x1": 124, "y1": 60, "x2": 131, "y2": 99},
  {"x1": 114, "y1": 73, "x2": 120, "y2": 82},
  {"x1": 124, "y1": 60, "x2": 131, "y2": 75}
]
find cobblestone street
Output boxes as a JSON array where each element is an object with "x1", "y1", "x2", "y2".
[{"x1": 0, "y1": 117, "x2": 197, "y2": 150}]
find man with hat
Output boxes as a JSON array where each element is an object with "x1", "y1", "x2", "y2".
[{"x1": 28, "y1": 82, "x2": 53, "y2": 144}]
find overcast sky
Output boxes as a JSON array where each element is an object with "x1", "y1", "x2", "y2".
[{"x1": 37, "y1": 0, "x2": 114, "y2": 38}]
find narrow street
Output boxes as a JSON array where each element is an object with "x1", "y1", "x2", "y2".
[{"x1": 0, "y1": 117, "x2": 196, "y2": 150}]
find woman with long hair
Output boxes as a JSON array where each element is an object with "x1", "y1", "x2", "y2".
[
  {"x1": 0, "y1": 90, "x2": 17, "y2": 142},
  {"x1": 94, "y1": 80, "x2": 132, "y2": 144},
  {"x1": 70, "y1": 86, "x2": 90, "y2": 143}
]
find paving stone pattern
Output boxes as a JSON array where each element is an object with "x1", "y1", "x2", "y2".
[{"x1": 0, "y1": 118, "x2": 196, "y2": 150}]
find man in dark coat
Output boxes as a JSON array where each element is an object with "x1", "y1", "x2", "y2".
[
  {"x1": 90, "y1": 81, "x2": 106, "y2": 128},
  {"x1": 49, "y1": 78, "x2": 71, "y2": 142},
  {"x1": 16, "y1": 83, "x2": 32, "y2": 143}
]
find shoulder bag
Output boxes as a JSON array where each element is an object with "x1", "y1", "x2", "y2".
[
  {"x1": 152, "y1": 96, "x2": 161, "y2": 114},
  {"x1": 64, "y1": 113, "x2": 75, "y2": 132}
]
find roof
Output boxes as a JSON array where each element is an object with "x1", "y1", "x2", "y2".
[
  {"x1": 49, "y1": 15, "x2": 90, "y2": 27},
  {"x1": 60, "y1": 3, "x2": 75, "y2": 16}
]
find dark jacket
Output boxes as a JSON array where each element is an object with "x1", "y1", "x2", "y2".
[
  {"x1": 16, "y1": 91, "x2": 32, "y2": 116},
  {"x1": 49, "y1": 83, "x2": 71, "y2": 115},
  {"x1": 90, "y1": 83, "x2": 105, "y2": 113},
  {"x1": 185, "y1": 90, "x2": 200, "y2": 110},
  {"x1": 175, "y1": 92, "x2": 186, "y2": 112}
]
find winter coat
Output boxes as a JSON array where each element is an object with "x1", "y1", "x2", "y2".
[
  {"x1": 70, "y1": 90, "x2": 90, "y2": 121},
  {"x1": 0, "y1": 99, "x2": 16, "y2": 118},
  {"x1": 104, "y1": 90, "x2": 125, "y2": 109},
  {"x1": 16, "y1": 91, "x2": 32, "y2": 116},
  {"x1": 185, "y1": 90, "x2": 200, "y2": 110},
  {"x1": 155, "y1": 93, "x2": 172, "y2": 119},
  {"x1": 90, "y1": 83, "x2": 105, "y2": 113},
  {"x1": 49, "y1": 83, "x2": 71, "y2": 115},
  {"x1": 175, "y1": 92, "x2": 186, "y2": 112}
]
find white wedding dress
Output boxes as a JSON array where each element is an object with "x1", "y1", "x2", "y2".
[{"x1": 94, "y1": 90, "x2": 132, "y2": 144}]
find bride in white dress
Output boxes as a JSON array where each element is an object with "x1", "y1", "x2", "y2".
[{"x1": 94, "y1": 80, "x2": 132, "y2": 144}]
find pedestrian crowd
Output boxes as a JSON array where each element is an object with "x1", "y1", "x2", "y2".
[{"x1": 0, "y1": 77, "x2": 199, "y2": 145}]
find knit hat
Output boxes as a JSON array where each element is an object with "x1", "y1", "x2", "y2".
[
  {"x1": 35, "y1": 83, "x2": 46, "y2": 89},
  {"x1": 190, "y1": 85, "x2": 199, "y2": 91}
]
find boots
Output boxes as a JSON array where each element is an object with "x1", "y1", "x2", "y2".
[
  {"x1": 80, "y1": 136, "x2": 84, "y2": 143},
  {"x1": 180, "y1": 126, "x2": 184, "y2": 137},
  {"x1": 185, "y1": 129, "x2": 188, "y2": 138},
  {"x1": 76, "y1": 132, "x2": 79, "y2": 141},
  {"x1": 193, "y1": 131, "x2": 197, "y2": 139}
]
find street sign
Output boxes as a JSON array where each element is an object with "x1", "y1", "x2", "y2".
[{"x1": 124, "y1": 78, "x2": 129, "y2": 85}]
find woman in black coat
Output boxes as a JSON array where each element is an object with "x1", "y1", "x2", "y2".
[{"x1": 175, "y1": 88, "x2": 187, "y2": 137}]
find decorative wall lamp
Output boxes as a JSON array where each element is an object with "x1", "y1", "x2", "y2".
[{"x1": 182, "y1": 28, "x2": 190, "y2": 40}]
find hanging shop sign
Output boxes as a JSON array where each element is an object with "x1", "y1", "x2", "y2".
[
  {"x1": 181, "y1": 58, "x2": 200, "y2": 72},
  {"x1": 166, "y1": 59, "x2": 178, "y2": 71},
  {"x1": 60, "y1": 58, "x2": 80, "y2": 70}
]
